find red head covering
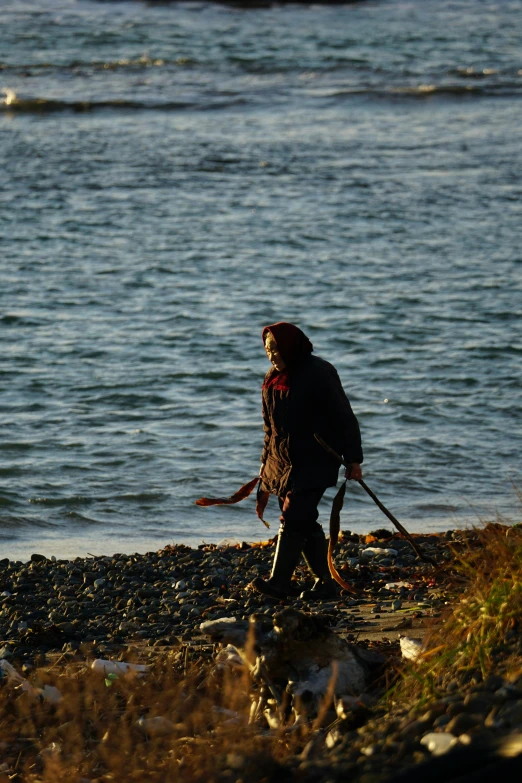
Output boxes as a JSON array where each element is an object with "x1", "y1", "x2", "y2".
[{"x1": 262, "y1": 322, "x2": 313, "y2": 390}]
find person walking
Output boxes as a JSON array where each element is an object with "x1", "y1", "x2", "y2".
[{"x1": 252, "y1": 321, "x2": 363, "y2": 601}]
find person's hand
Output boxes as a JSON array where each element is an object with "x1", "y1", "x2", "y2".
[
  {"x1": 259, "y1": 463, "x2": 265, "y2": 478},
  {"x1": 345, "y1": 463, "x2": 362, "y2": 481}
]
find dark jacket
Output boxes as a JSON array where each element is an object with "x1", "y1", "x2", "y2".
[{"x1": 260, "y1": 355, "x2": 363, "y2": 496}]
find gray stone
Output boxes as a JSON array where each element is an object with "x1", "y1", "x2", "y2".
[{"x1": 446, "y1": 712, "x2": 483, "y2": 735}]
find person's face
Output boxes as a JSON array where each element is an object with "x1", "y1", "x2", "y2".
[{"x1": 264, "y1": 332, "x2": 286, "y2": 371}]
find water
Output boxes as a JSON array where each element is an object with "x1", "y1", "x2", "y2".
[{"x1": 1, "y1": 0, "x2": 521, "y2": 561}]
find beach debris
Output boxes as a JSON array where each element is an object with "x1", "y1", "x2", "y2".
[
  {"x1": 0, "y1": 659, "x2": 63, "y2": 702},
  {"x1": 399, "y1": 636, "x2": 424, "y2": 661},
  {"x1": 91, "y1": 659, "x2": 149, "y2": 676},
  {"x1": 214, "y1": 645, "x2": 245, "y2": 672},
  {"x1": 38, "y1": 684, "x2": 63, "y2": 703},
  {"x1": 420, "y1": 731, "x2": 458, "y2": 756},
  {"x1": 39, "y1": 742, "x2": 62, "y2": 759},
  {"x1": 385, "y1": 581, "x2": 413, "y2": 590},
  {"x1": 390, "y1": 616, "x2": 414, "y2": 630},
  {"x1": 136, "y1": 716, "x2": 175, "y2": 736},
  {"x1": 0, "y1": 659, "x2": 32, "y2": 690},
  {"x1": 361, "y1": 547, "x2": 398, "y2": 558},
  {"x1": 420, "y1": 732, "x2": 459, "y2": 756},
  {"x1": 201, "y1": 607, "x2": 373, "y2": 728}
]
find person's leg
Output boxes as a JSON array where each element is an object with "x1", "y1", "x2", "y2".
[
  {"x1": 285, "y1": 491, "x2": 340, "y2": 600},
  {"x1": 300, "y1": 528, "x2": 340, "y2": 600},
  {"x1": 250, "y1": 488, "x2": 324, "y2": 600}
]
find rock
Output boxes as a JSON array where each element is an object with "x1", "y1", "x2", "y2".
[
  {"x1": 361, "y1": 548, "x2": 398, "y2": 559},
  {"x1": 446, "y1": 712, "x2": 483, "y2": 735},
  {"x1": 136, "y1": 716, "x2": 175, "y2": 736},
  {"x1": 420, "y1": 732, "x2": 458, "y2": 756},
  {"x1": 463, "y1": 692, "x2": 497, "y2": 713},
  {"x1": 399, "y1": 637, "x2": 422, "y2": 661}
]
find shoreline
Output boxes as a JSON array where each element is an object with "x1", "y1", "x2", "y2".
[
  {"x1": 0, "y1": 527, "x2": 452, "y2": 656},
  {"x1": 2, "y1": 525, "x2": 522, "y2": 781}
]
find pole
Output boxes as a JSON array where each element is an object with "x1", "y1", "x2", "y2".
[{"x1": 314, "y1": 434, "x2": 437, "y2": 566}]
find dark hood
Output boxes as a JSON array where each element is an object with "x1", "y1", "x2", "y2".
[{"x1": 261, "y1": 322, "x2": 313, "y2": 368}]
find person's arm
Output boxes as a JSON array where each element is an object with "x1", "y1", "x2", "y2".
[
  {"x1": 260, "y1": 392, "x2": 271, "y2": 475},
  {"x1": 315, "y1": 364, "x2": 363, "y2": 476}
]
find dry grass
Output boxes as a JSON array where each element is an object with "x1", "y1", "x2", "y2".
[
  {"x1": 390, "y1": 521, "x2": 522, "y2": 704},
  {"x1": 0, "y1": 642, "x2": 307, "y2": 782}
]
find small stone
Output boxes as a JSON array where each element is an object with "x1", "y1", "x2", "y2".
[
  {"x1": 30, "y1": 554, "x2": 47, "y2": 563},
  {"x1": 483, "y1": 674, "x2": 505, "y2": 691},
  {"x1": 447, "y1": 700, "x2": 465, "y2": 717},
  {"x1": 420, "y1": 732, "x2": 457, "y2": 756},
  {"x1": 463, "y1": 693, "x2": 496, "y2": 713},
  {"x1": 432, "y1": 715, "x2": 451, "y2": 728},
  {"x1": 446, "y1": 712, "x2": 483, "y2": 735},
  {"x1": 498, "y1": 700, "x2": 522, "y2": 726}
]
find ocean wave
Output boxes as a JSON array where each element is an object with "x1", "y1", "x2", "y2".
[
  {"x1": 2, "y1": 79, "x2": 521, "y2": 117},
  {"x1": 329, "y1": 82, "x2": 522, "y2": 101},
  {"x1": 28, "y1": 496, "x2": 92, "y2": 508},
  {"x1": 110, "y1": 492, "x2": 169, "y2": 504},
  {"x1": 0, "y1": 89, "x2": 248, "y2": 114},
  {"x1": 0, "y1": 55, "x2": 194, "y2": 74},
  {"x1": 65, "y1": 512, "x2": 105, "y2": 525},
  {"x1": 0, "y1": 92, "x2": 193, "y2": 114},
  {"x1": 0, "y1": 516, "x2": 59, "y2": 531}
]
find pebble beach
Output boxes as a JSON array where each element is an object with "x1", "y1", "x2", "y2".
[
  {"x1": 0, "y1": 530, "x2": 452, "y2": 662},
  {"x1": 1, "y1": 526, "x2": 522, "y2": 782}
]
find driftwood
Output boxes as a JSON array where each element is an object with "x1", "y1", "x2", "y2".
[{"x1": 201, "y1": 607, "x2": 384, "y2": 728}]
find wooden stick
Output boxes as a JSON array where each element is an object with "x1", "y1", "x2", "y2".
[{"x1": 314, "y1": 434, "x2": 437, "y2": 566}]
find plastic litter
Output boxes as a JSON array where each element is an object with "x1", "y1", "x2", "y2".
[
  {"x1": 399, "y1": 636, "x2": 424, "y2": 662},
  {"x1": 91, "y1": 659, "x2": 149, "y2": 676},
  {"x1": 385, "y1": 582, "x2": 412, "y2": 590},
  {"x1": 39, "y1": 742, "x2": 62, "y2": 758},
  {"x1": 38, "y1": 684, "x2": 63, "y2": 704},
  {"x1": 0, "y1": 659, "x2": 31, "y2": 689},
  {"x1": 105, "y1": 672, "x2": 119, "y2": 687},
  {"x1": 199, "y1": 617, "x2": 237, "y2": 633},
  {"x1": 361, "y1": 547, "x2": 398, "y2": 558},
  {"x1": 335, "y1": 695, "x2": 360, "y2": 719},
  {"x1": 0, "y1": 660, "x2": 62, "y2": 702},
  {"x1": 420, "y1": 732, "x2": 458, "y2": 755},
  {"x1": 218, "y1": 538, "x2": 241, "y2": 547}
]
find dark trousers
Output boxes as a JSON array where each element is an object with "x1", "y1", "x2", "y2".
[{"x1": 278, "y1": 488, "x2": 326, "y2": 539}]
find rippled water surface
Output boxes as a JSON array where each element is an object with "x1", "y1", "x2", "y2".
[{"x1": 1, "y1": 0, "x2": 521, "y2": 560}]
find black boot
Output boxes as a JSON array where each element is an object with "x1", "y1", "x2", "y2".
[
  {"x1": 300, "y1": 529, "x2": 340, "y2": 601},
  {"x1": 251, "y1": 530, "x2": 305, "y2": 600}
]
